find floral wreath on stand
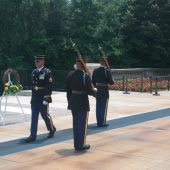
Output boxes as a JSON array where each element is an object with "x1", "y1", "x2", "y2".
[{"x1": 3, "y1": 69, "x2": 23, "y2": 95}]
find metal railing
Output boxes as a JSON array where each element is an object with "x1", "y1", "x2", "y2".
[
  {"x1": 111, "y1": 68, "x2": 170, "y2": 94},
  {"x1": 0, "y1": 68, "x2": 170, "y2": 94}
]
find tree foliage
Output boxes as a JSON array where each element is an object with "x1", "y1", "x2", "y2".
[
  {"x1": 0, "y1": 0, "x2": 169, "y2": 71},
  {"x1": 120, "y1": 0, "x2": 170, "y2": 67}
]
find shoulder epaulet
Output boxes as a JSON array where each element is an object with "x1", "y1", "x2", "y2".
[
  {"x1": 32, "y1": 69, "x2": 37, "y2": 74},
  {"x1": 68, "y1": 70, "x2": 74, "y2": 77},
  {"x1": 44, "y1": 68, "x2": 51, "y2": 74}
]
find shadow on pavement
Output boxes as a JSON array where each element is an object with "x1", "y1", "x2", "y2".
[
  {"x1": 0, "y1": 108, "x2": 170, "y2": 157},
  {"x1": 55, "y1": 149, "x2": 87, "y2": 157}
]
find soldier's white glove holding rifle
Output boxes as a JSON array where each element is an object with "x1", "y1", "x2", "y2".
[
  {"x1": 43, "y1": 101, "x2": 48, "y2": 105},
  {"x1": 92, "y1": 88, "x2": 97, "y2": 97}
]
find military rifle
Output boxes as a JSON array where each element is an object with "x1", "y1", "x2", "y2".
[
  {"x1": 98, "y1": 44, "x2": 110, "y2": 69},
  {"x1": 70, "y1": 39, "x2": 96, "y2": 89},
  {"x1": 70, "y1": 39, "x2": 91, "y2": 76},
  {"x1": 98, "y1": 44, "x2": 114, "y2": 90}
]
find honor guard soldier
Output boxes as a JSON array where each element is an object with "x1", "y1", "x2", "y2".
[
  {"x1": 25, "y1": 55, "x2": 56, "y2": 143},
  {"x1": 92, "y1": 57, "x2": 114, "y2": 127},
  {"x1": 66, "y1": 59, "x2": 96, "y2": 151}
]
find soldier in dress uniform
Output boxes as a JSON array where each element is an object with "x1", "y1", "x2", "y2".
[
  {"x1": 92, "y1": 57, "x2": 114, "y2": 127},
  {"x1": 66, "y1": 59, "x2": 96, "y2": 151},
  {"x1": 25, "y1": 55, "x2": 56, "y2": 143}
]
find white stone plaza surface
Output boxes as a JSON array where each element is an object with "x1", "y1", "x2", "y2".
[{"x1": 0, "y1": 90, "x2": 170, "y2": 170}]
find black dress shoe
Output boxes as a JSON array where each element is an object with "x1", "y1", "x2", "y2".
[
  {"x1": 101, "y1": 123, "x2": 109, "y2": 127},
  {"x1": 48, "y1": 127, "x2": 56, "y2": 138},
  {"x1": 75, "y1": 144, "x2": 90, "y2": 151},
  {"x1": 24, "y1": 136, "x2": 36, "y2": 143},
  {"x1": 97, "y1": 123, "x2": 109, "y2": 127},
  {"x1": 97, "y1": 123, "x2": 102, "y2": 127}
]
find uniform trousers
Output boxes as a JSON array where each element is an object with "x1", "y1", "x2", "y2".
[
  {"x1": 96, "y1": 97, "x2": 109, "y2": 126},
  {"x1": 30, "y1": 103, "x2": 54, "y2": 138},
  {"x1": 71, "y1": 110, "x2": 89, "y2": 149}
]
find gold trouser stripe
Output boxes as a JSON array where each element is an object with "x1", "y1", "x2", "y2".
[
  {"x1": 46, "y1": 104, "x2": 54, "y2": 130},
  {"x1": 84, "y1": 112, "x2": 89, "y2": 146},
  {"x1": 104, "y1": 98, "x2": 109, "y2": 123}
]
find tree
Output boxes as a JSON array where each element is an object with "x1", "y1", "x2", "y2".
[
  {"x1": 0, "y1": 0, "x2": 170, "y2": 71},
  {"x1": 94, "y1": 0, "x2": 125, "y2": 68},
  {"x1": 0, "y1": 0, "x2": 23, "y2": 70},
  {"x1": 120, "y1": 0, "x2": 170, "y2": 68},
  {"x1": 46, "y1": 0, "x2": 72, "y2": 69},
  {"x1": 69, "y1": 0, "x2": 100, "y2": 61}
]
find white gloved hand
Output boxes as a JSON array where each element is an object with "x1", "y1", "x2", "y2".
[
  {"x1": 92, "y1": 88, "x2": 97, "y2": 97},
  {"x1": 43, "y1": 101, "x2": 48, "y2": 105},
  {"x1": 74, "y1": 64, "x2": 77, "y2": 70},
  {"x1": 94, "y1": 88, "x2": 97, "y2": 92}
]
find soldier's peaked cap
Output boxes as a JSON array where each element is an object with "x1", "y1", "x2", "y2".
[
  {"x1": 100, "y1": 57, "x2": 108, "y2": 62},
  {"x1": 76, "y1": 59, "x2": 81, "y2": 62},
  {"x1": 82, "y1": 57, "x2": 88, "y2": 62},
  {"x1": 35, "y1": 55, "x2": 46, "y2": 61}
]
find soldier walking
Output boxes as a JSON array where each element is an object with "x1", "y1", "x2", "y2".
[{"x1": 25, "y1": 55, "x2": 56, "y2": 143}]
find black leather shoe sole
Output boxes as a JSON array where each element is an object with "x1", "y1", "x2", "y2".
[
  {"x1": 97, "y1": 124, "x2": 109, "y2": 127},
  {"x1": 48, "y1": 127, "x2": 56, "y2": 138},
  {"x1": 75, "y1": 145, "x2": 90, "y2": 151},
  {"x1": 102, "y1": 124, "x2": 109, "y2": 127},
  {"x1": 24, "y1": 137, "x2": 36, "y2": 143}
]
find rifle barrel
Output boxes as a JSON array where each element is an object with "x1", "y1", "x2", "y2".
[{"x1": 98, "y1": 44, "x2": 110, "y2": 69}]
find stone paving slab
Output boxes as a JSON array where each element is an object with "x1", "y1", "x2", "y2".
[{"x1": 0, "y1": 91, "x2": 170, "y2": 170}]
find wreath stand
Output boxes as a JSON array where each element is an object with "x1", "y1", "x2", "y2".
[{"x1": 0, "y1": 69, "x2": 27, "y2": 125}]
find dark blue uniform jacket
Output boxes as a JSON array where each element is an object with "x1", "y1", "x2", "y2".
[
  {"x1": 92, "y1": 66, "x2": 114, "y2": 98},
  {"x1": 31, "y1": 67, "x2": 53, "y2": 105},
  {"x1": 66, "y1": 69, "x2": 96, "y2": 112}
]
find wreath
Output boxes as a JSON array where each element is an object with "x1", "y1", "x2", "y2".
[{"x1": 3, "y1": 68, "x2": 23, "y2": 95}]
